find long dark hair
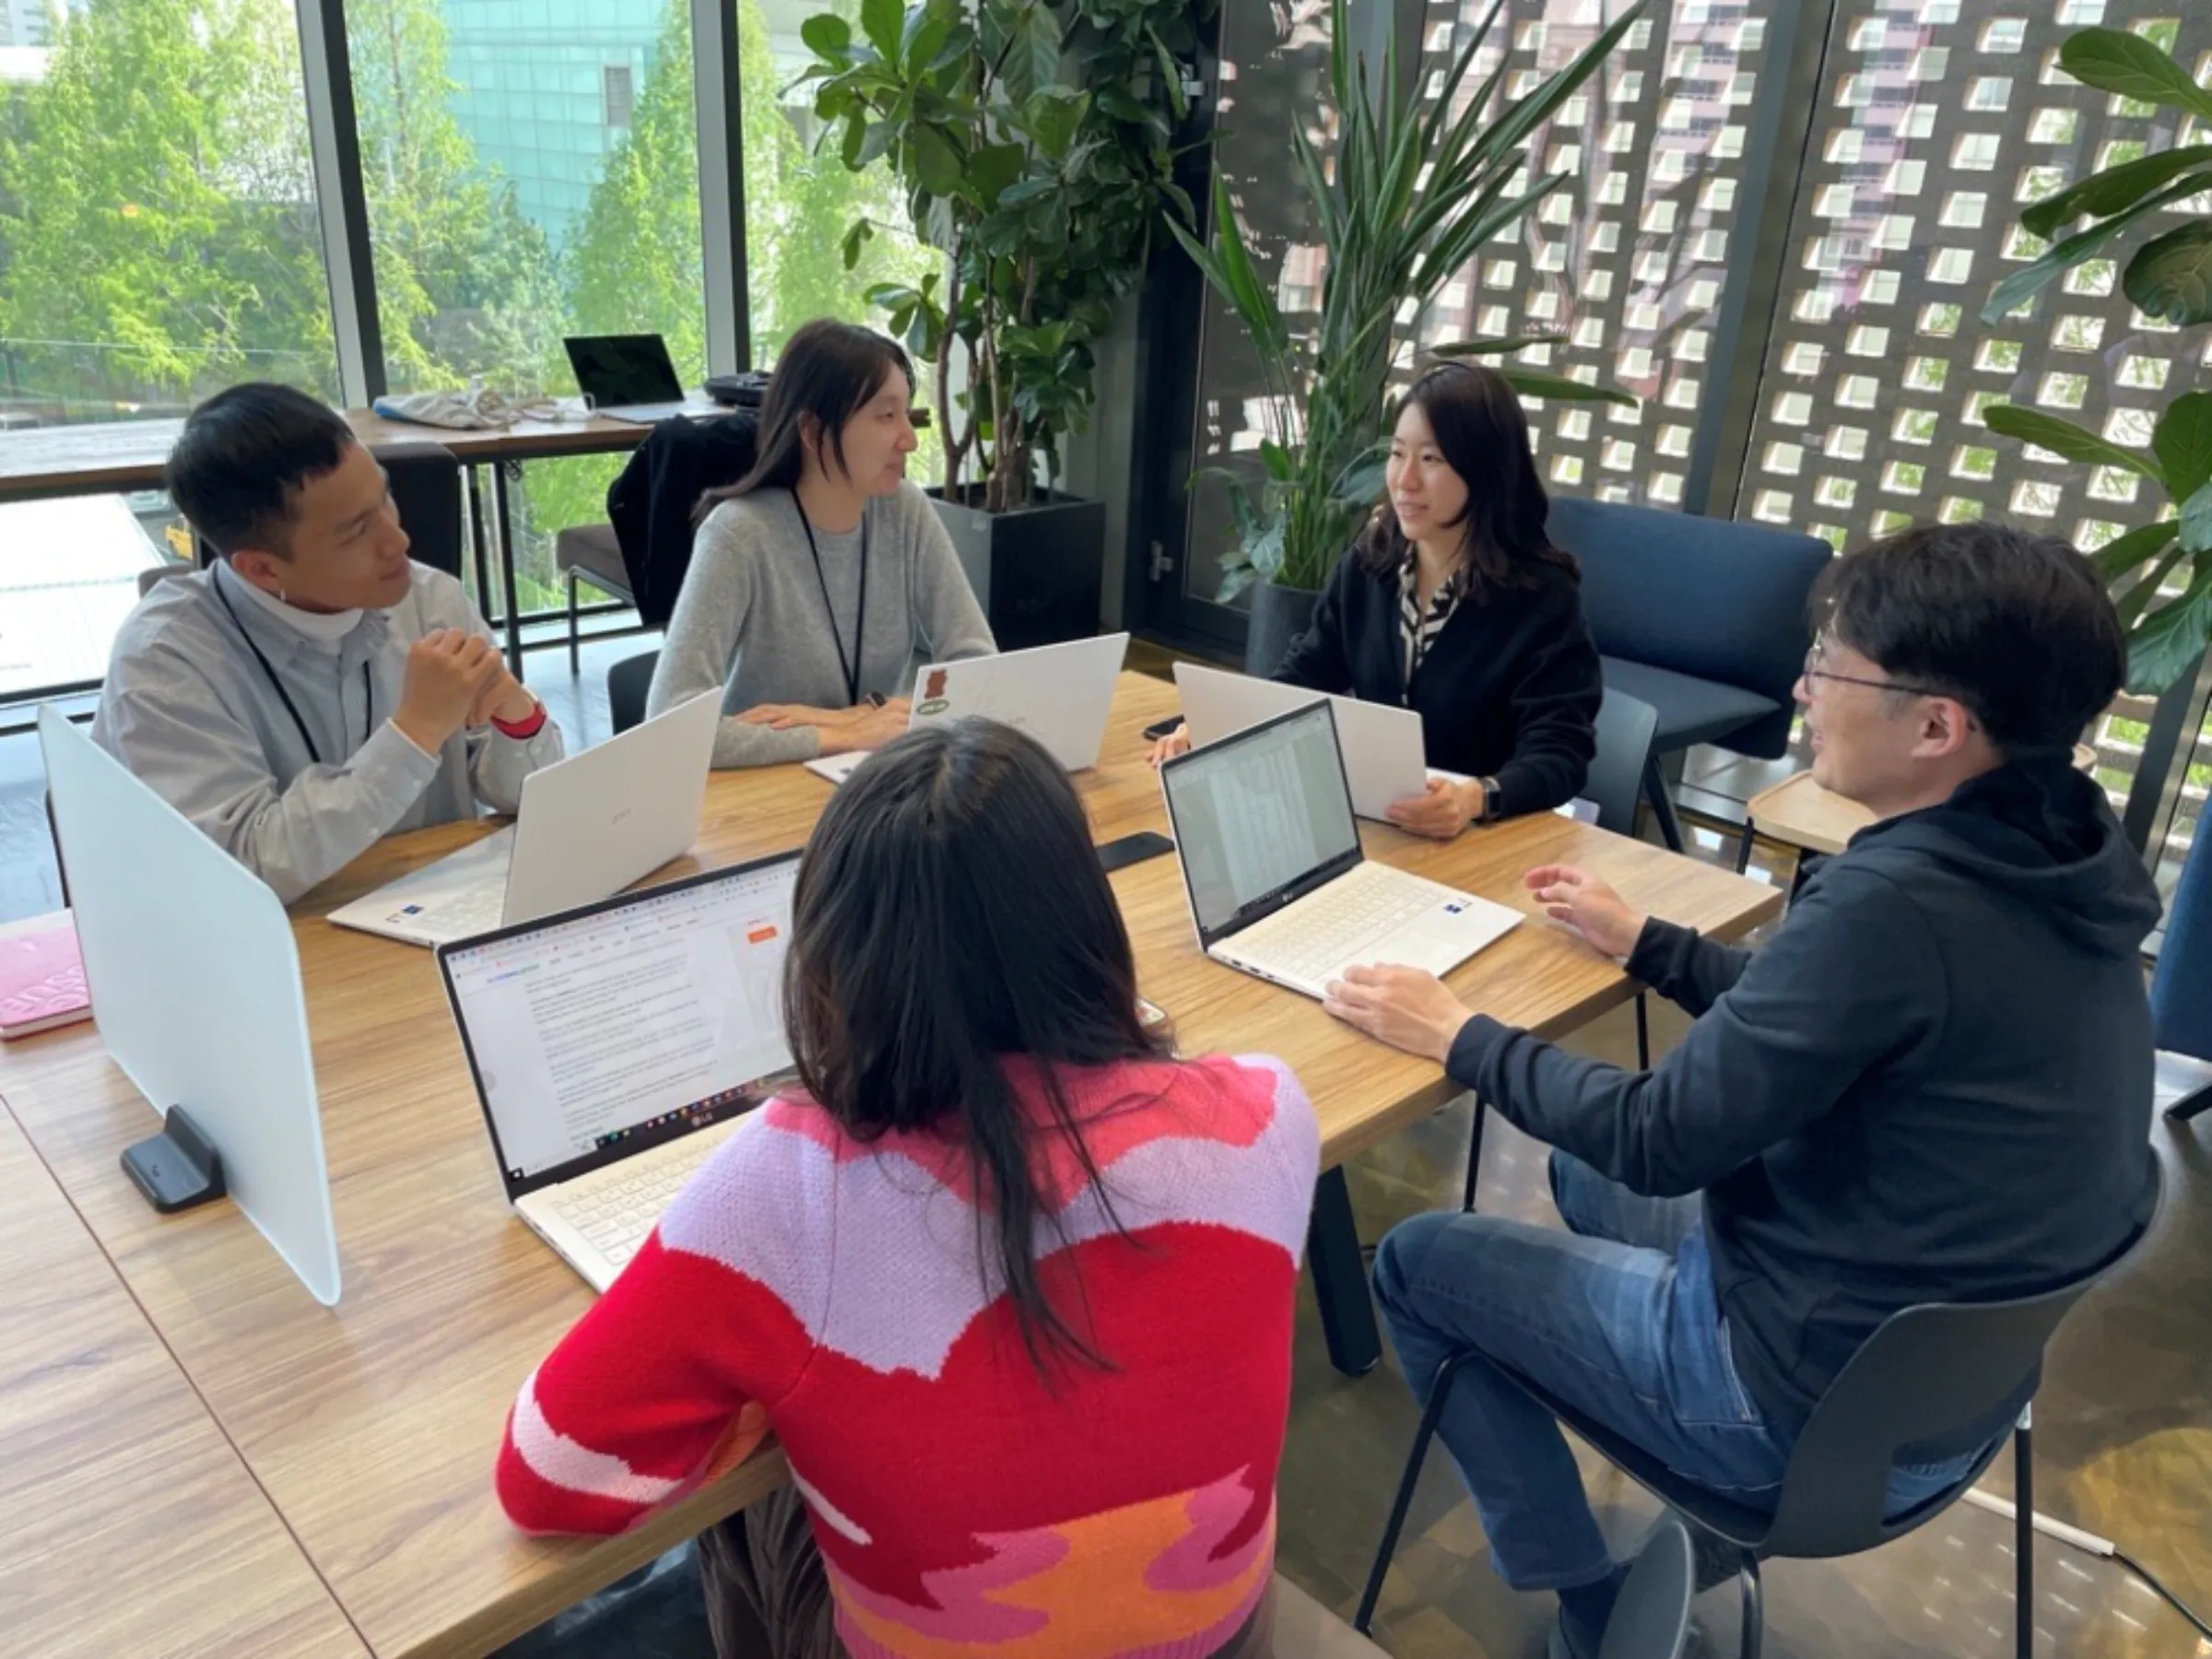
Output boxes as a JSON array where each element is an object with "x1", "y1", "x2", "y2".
[
  {"x1": 1355, "y1": 359, "x2": 1576, "y2": 594},
  {"x1": 781, "y1": 718, "x2": 1171, "y2": 1372},
  {"x1": 699, "y1": 319, "x2": 913, "y2": 518}
]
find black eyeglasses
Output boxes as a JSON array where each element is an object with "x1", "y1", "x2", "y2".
[{"x1": 1800, "y1": 640, "x2": 1947, "y2": 700}]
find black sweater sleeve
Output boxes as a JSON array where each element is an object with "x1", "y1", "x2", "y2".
[
  {"x1": 1269, "y1": 551, "x2": 1358, "y2": 695},
  {"x1": 1488, "y1": 582, "x2": 1604, "y2": 818},
  {"x1": 1443, "y1": 863, "x2": 1946, "y2": 1195},
  {"x1": 1626, "y1": 917, "x2": 1753, "y2": 1016}
]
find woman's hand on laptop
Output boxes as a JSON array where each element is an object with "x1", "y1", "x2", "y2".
[
  {"x1": 1525, "y1": 865, "x2": 1647, "y2": 959},
  {"x1": 1387, "y1": 776, "x2": 1483, "y2": 840},
  {"x1": 1323, "y1": 965, "x2": 1473, "y2": 1063}
]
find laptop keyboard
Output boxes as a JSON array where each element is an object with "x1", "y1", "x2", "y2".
[
  {"x1": 1231, "y1": 867, "x2": 1441, "y2": 985},
  {"x1": 419, "y1": 884, "x2": 506, "y2": 938},
  {"x1": 542, "y1": 1130, "x2": 727, "y2": 1270}
]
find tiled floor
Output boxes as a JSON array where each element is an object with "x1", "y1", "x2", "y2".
[{"x1": 7, "y1": 635, "x2": 2207, "y2": 1658}]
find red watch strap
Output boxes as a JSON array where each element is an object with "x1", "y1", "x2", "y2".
[{"x1": 491, "y1": 701, "x2": 547, "y2": 740}]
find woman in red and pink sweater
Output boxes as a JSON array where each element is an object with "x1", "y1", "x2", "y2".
[{"x1": 497, "y1": 718, "x2": 1321, "y2": 1658}]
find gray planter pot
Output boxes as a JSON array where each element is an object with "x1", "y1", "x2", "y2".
[
  {"x1": 927, "y1": 488, "x2": 1105, "y2": 652},
  {"x1": 1244, "y1": 577, "x2": 1320, "y2": 677}
]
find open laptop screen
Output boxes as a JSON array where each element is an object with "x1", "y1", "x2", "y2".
[
  {"x1": 440, "y1": 853, "x2": 799, "y2": 1194},
  {"x1": 563, "y1": 333, "x2": 684, "y2": 406},
  {"x1": 1160, "y1": 700, "x2": 1360, "y2": 942}
]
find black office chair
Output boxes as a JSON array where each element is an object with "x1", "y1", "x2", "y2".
[
  {"x1": 608, "y1": 650, "x2": 659, "y2": 735},
  {"x1": 1359, "y1": 1158, "x2": 2163, "y2": 1659},
  {"x1": 376, "y1": 441, "x2": 466, "y2": 580},
  {"x1": 1461, "y1": 689, "x2": 1660, "y2": 1212},
  {"x1": 555, "y1": 523, "x2": 635, "y2": 675},
  {"x1": 1548, "y1": 499, "x2": 1830, "y2": 854}
]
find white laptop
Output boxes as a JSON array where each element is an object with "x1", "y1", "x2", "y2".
[
  {"x1": 1158, "y1": 700, "x2": 1521, "y2": 999},
  {"x1": 437, "y1": 852, "x2": 801, "y2": 1291},
  {"x1": 805, "y1": 633, "x2": 1129, "y2": 784},
  {"x1": 327, "y1": 689, "x2": 722, "y2": 948},
  {"x1": 1173, "y1": 662, "x2": 1428, "y2": 820}
]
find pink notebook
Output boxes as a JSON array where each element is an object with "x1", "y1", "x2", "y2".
[{"x1": 0, "y1": 916, "x2": 90, "y2": 1040}]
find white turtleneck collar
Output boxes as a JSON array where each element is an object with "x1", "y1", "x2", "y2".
[{"x1": 229, "y1": 568, "x2": 366, "y2": 644}]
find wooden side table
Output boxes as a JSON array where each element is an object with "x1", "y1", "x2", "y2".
[{"x1": 1738, "y1": 745, "x2": 2098, "y2": 888}]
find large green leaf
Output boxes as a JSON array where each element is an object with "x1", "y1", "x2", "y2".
[
  {"x1": 2128, "y1": 563, "x2": 2212, "y2": 694},
  {"x1": 2021, "y1": 145, "x2": 2212, "y2": 238},
  {"x1": 910, "y1": 126, "x2": 962, "y2": 196},
  {"x1": 2090, "y1": 518, "x2": 2180, "y2": 582},
  {"x1": 2156, "y1": 394, "x2": 2212, "y2": 507},
  {"x1": 968, "y1": 142, "x2": 1027, "y2": 205},
  {"x1": 2124, "y1": 219, "x2": 2212, "y2": 327},
  {"x1": 1983, "y1": 404, "x2": 2164, "y2": 484},
  {"x1": 1020, "y1": 88, "x2": 1088, "y2": 159},
  {"x1": 2183, "y1": 482, "x2": 2212, "y2": 556},
  {"x1": 2058, "y1": 28, "x2": 2212, "y2": 125},
  {"x1": 860, "y1": 0, "x2": 904, "y2": 64},
  {"x1": 2115, "y1": 541, "x2": 2193, "y2": 629},
  {"x1": 1979, "y1": 175, "x2": 2211, "y2": 322},
  {"x1": 800, "y1": 13, "x2": 853, "y2": 61},
  {"x1": 1494, "y1": 368, "x2": 1641, "y2": 408},
  {"x1": 998, "y1": 1, "x2": 1060, "y2": 102}
]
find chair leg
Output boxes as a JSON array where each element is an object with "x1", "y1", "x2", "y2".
[
  {"x1": 1735, "y1": 819, "x2": 1757, "y2": 875},
  {"x1": 1462, "y1": 1096, "x2": 1488, "y2": 1212},
  {"x1": 1736, "y1": 1556, "x2": 1764, "y2": 1659},
  {"x1": 1642, "y1": 758, "x2": 1686, "y2": 853},
  {"x1": 566, "y1": 572, "x2": 581, "y2": 677},
  {"x1": 2016, "y1": 1409, "x2": 2034, "y2": 1659},
  {"x1": 1354, "y1": 1352, "x2": 1473, "y2": 1635},
  {"x1": 2168, "y1": 1084, "x2": 2212, "y2": 1123},
  {"x1": 1635, "y1": 994, "x2": 1651, "y2": 1071}
]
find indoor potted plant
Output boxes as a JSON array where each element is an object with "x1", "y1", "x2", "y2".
[
  {"x1": 1976, "y1": 23, "x2": 2212, "y2": 695},
  {"x1": 799, "y1": 0, "x2": 1206, "y2": 648},
  {"x1": 1170, "y1": 0, "x2": 1642, "y2": 673}
]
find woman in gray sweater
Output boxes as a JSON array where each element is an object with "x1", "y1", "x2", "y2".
[{"x1": 645, "y1": 320, "x2": 995, "y2": 767}]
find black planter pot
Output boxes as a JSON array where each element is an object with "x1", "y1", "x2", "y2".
[
  {"x1": 1244, "y1": 577, "x2": 1320, "y2": 677},
  {"x1": 927, "y1": 488, "x2": 1105, "y2": 652}
]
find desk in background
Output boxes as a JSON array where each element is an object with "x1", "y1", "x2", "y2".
[
  {"x1": 0, "y1": 673, "x2": 1780, "y2": 1657},
  {"x1": 0, "y1": 406, "x2": 688, "y2": 684}
]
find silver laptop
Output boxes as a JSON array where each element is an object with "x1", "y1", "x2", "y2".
[
  {"x1": 437, "y1": 852, "x2": 801, "y2": 1291},
  {"x1": 562, "y1": 333, "x2": 710, "y2": 424},
  {"x1": 327, "y1": 689, "x2": 722, "y2": 948},
  {"x1": 1159, "y1": 700, "x2": 1521, "y2": 999},
  {"x1": 805, "y1": 633, "x2": 1129, "y2": 785},
  {"x1": 1174, "y1": 662, "x2": 1428, "y2": 821}
]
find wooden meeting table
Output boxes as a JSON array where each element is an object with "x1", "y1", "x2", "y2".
[{"x1": 0, "y1": 672, "x2": 1779, "y2": 1657}]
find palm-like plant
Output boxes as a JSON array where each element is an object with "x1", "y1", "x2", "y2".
[
  {"x1": 1168, "y1": 0, "x2": 1643, "y2": 600},
  {"x1": 1977, "y1": 26, "x2": 2212, "y2": 693}
]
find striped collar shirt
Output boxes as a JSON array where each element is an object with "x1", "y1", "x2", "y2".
[{"x1": 1399, "y1": 553, "x2": 1467, "y2": 692}]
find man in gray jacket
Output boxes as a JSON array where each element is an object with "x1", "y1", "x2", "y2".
[{"x1": 91, "y1": 383, "x2": 565, "y2": 902}]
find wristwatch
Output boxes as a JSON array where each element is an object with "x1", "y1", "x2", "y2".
[{"x1": 1475, "y1": 776, "x2": 1503, "y2": 825}]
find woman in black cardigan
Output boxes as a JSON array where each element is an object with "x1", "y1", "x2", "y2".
[{"x1": 1154, "y1": 361, "x2": 1603, "y2": 837}]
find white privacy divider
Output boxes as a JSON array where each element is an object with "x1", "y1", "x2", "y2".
[{"x1": 39, "y1": 707, "x2": 340, "y2": 1305}]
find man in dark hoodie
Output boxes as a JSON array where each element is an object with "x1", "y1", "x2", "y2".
[{"x1": 1324, "y1": 522, "x2": 2159, "y2": 1659}]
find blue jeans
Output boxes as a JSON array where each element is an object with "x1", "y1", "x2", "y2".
[{"x1": 1371, "y1": 1152, "x2": 1978, "y2": 1591}]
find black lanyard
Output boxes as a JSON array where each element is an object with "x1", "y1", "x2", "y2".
[
  {"x1": 214, "y1": 577, "x2": 371, "y2": 768},
  {"x1": 795, "y1": 500, "x2": 868, "y2": 709}
]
